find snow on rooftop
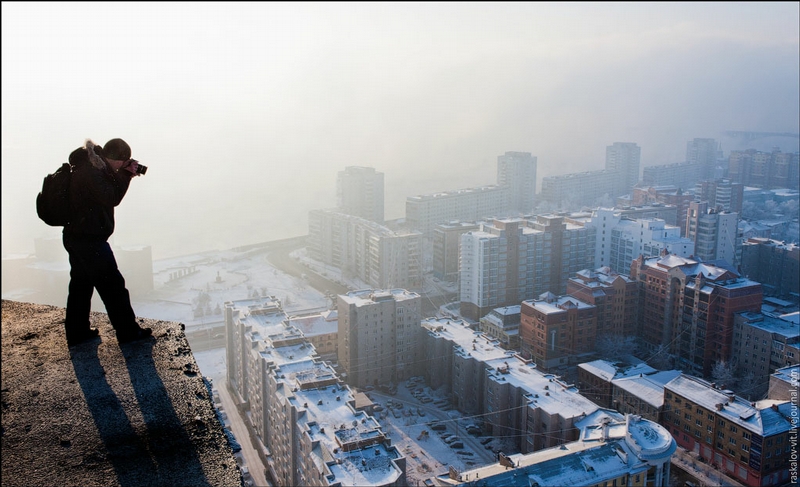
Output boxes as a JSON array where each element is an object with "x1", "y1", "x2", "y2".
[
  {"x1": 339, "y1": 288, "x2": 420, "y2": 307},
  {"x1": 578, "y1": 360, "x2": 656, "y2": 382},
  {"x1": 288, "y1": 311, "x2": 338, "y2": 338},
  {"x1": 772, "y1": 364, "x2": 800, "y2": 384},
  {"x1": 449, "y1": 414, "x2": 674, "y2": 487},
  {"x1": 422, "y1": 318, "x2": 599, "y2": 419},
  {"x1": 665, "y1": 375, "x2": 795, "y2": 436},
  {"x1": 612, "y1": 370, "x2": 682, "y2": 408}
]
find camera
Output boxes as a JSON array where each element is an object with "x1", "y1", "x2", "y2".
[{"x1": 129, "y1": 159, "x2": 147, "y2": 175}]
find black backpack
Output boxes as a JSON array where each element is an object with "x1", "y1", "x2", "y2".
[{"x1": 36, "y1": 162, "x2": 72, "y2": 226}]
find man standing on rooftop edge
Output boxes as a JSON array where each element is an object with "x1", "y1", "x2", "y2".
[{"x1": 62, "y1": 138, "x2": 152, "y2": 346}]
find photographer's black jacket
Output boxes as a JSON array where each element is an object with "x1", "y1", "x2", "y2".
[{"x1": 63, "y1": 142, "x2": 132, "y2": 242}]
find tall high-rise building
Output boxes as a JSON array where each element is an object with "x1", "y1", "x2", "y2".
[
  {"x1": 729, "y1": 149, "x2": 800, "y2": 190},
  {"x1": 336, "y1": 166, "x2": 385, "y2": 223},
  {"x1": 605, "y1": 142, "x2": 641, "y2": 195},
  {"x1": 740, "y1": 238, "x2": 800, "y2": 298},
  {"x1": 337, "y1": 289, "x2": 422, "y2": 388},
  {"x1": 685, "y1": 201, "x2": 741, "y2": 268},
  {"x1": 694, "y1": 178, "x2": 744, "y2": 213},
  {"x1": 497, "y1": 151, "x2": 537, "y2": 213},
  {"x1": 585, "y1": 208, "x2": 694, "y2": 274},
  {"x1": 308, "y1": 209, "x2": 422, "y2": 290},
  {"x1": 431, "y1": 221, "x2": 480, "y2": 282},
  {"x1": 459, "y1": 216, "x2": 595, "y2": 321},
  {"x1": 686, "y1": 138, "x2": 720, "y2": 180},
  {"x1": 630, "y1": 254, "x2": 762, "y2": 377}
]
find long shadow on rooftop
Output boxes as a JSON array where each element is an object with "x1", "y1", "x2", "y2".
[
  {"x1": 70, "y1": 339, "x2": 211, "y2": 486},
  {"x1": 70, "y1": 341, "x2": 159, "y2": 487},
  {"x1": 120, "y1": 340, "x2": 210, "y2": 486}
]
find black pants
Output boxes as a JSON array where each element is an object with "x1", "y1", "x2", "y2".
[{"x1": 63, "y1": 234, "x2": 137, "y2": 337}]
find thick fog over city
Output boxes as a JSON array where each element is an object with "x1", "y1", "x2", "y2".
[
  {"x1": 4, "y1": 4, "x2": 800, "y2": 487},
  {"x1": 2, "y1": 2, "x2": 798, "y2": 260}
]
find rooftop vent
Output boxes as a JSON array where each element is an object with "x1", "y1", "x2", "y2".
[{"x1": 318, "y1": 400, "x2": 323, "y2": 405}]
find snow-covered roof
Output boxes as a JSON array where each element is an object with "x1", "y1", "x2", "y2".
[
  {"x1": 437, "y1": 414, "x2": 675, "y2": 486},
  {"x1": 578, "y1": 360, "x2": 656, "y2": 383},
  {"x1": 338, "y1": 288, "x2": 419, "y2": 307},
  {"x1": 422, "y1": 318, "x2": 599, "y2": 419},
  {"x1": 287, "y1": 311, "x2": 338, "y2": 338},
  {"x1": 665, "y1": 374, "x2": 796, "y2": 436},
  {"x1": 612, "y1": 370, "x2": 682, "y2": 408},
  {"x1": 771, "y1": 365, "x2": 800, "y2": 385}
]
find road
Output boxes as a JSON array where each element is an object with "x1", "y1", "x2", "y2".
[{"x1": 215, "y1": 380, "x2": 271, "y2": 487}]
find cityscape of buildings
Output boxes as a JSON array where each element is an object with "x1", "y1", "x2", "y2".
[{"x1": 3, "y1": 135, "x2": 799, "y2": 487}]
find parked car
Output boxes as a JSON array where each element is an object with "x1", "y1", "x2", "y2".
[
  {"x1": 444, "y1": 436, "x2": 460, "y2": 444},
  {"x1": 449, "y1": 442, "x2": 464, "y2": 449},
  {"x1": 480, "y1": 437, "x2": 493, "y2": 445},
  {"x1": 430, "y1": 423, "x2": 446, "y2": 431}
]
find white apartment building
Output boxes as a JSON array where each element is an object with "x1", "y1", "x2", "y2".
[
  {"x1": 336, "y1": 166, "x2": 385, "y2": 224},
  {"x1": 497, "y1": 151, "x2": 537, "y2": 213},
  {"x1": 540, "y1": 169, "x2": 620, "y2": 208},
  {"x1": 337, "y1": 289, "x2": 422, "y2": 389},
  {"x1": 605, "y1": 142, "x2": 641, "y2": 195},
  {"x1": 406, "y1": 151, "x2": 537, "y2": 235},
  {"x1": 585, "y1": 208, "x2": 695, "y2": 274},
  {"x1": 686, "y1": 201, "x2": 741, "y2": 268},
  {"x1": 307, "y1": 209, "x2": 422, "y2": 290},
  {"x1": 224, "y1": 297, "x2": 406, "y2": 487},
  {"x1": 405, "y1": 185, "x2": 510, "y2": 235},
  {"x1": 459, "y1": 216, "x2": 595, "y2": 321}
]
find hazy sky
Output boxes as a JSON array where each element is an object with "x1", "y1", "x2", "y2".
[{"x1": 3, "y1": 2, "x2": 798, "y2": 260}]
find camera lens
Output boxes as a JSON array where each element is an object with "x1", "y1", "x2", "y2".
[{"x1": 137, "y1": 164, "x2": 148, "y2": 175}]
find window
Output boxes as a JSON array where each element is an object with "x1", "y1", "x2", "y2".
[{"x1": 742, "y1": 444, "x2": 749, "y2": 452}]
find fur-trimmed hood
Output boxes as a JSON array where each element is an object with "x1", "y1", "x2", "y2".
[{"x1": 84, "y1": 139, "x2": 107, "y2": 170}]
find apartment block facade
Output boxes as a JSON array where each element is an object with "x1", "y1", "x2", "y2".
[
  {"x1": 686, "y1": 201, "x2": 741, "y2": 268},
  {"x1": 642, "y1": 161, "x2": 702, "y2": 190},
  {"x1": 585, "y1": 207, "x2": 694, "y2": 274},
  {"x1": 567, "y1": 267, "x2": 639, "y2": 337},
  {"x1": 694, "y1": 178, "x2": 744, "y2": 213},
  {"x1": 224, "y1": 297, "x2": 406, "y2": 487},
  {"x1": 732, "y1": 311, "x2": 800, "y2": 399},
  {"x1": 497, "y1": 151, "x2": 537, "y2": 214},
  {"x1": 431, "y1": 221, "x2": 480, "y2": 282},
  {"x1": 540, "y1": 169, "x2": 619, "y2": 208},
  {"x1": 405, "y1": 185, "x2": 509, "y2": 235},
  {"x1": 519, "y1": 293, "x2": 597, "y2": 370},
  {"x1": 729, "y1": 148, "x2": 800, "y2": 190},
  {"x1": 740, "y1": 237, "x2": 800, "y2": 299},
  {"x1": 663, "y1": 374, "x2": 798, "y2": 487},
  {"x1": 307, "y1": 209, "x2": 422, "y2": 290},
  {"x1": 605, "y1": 142, "x2": 642, "y2": 195},
  {"x1": 336, "y1": 166, "x2": 385, "y2": 223},
  {"x1": 420, "y1": 318, "x2": 601, "y2": 454},
  {"x1": 630, "y1": 254, "x2": 763, "y2": 377},
  {"x1": 337, "y1": 289, "x2": 422, "y2": 389},
  {"x1": 631, "y1": 185, "x2": 696, "y2": 235},
  {"x1": 459, "y1": 216, "x2": 595, "y2": 321}
]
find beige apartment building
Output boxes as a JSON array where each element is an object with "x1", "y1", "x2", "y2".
[
  {"x1": 225, "y1": 297, "x2": 406, "y2": 487},
  {"x1": 337, "y1": 289, "x2": 422, "y2": 389}
]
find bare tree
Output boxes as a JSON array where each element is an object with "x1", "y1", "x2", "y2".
[
  {"x1": 711, "y1": 360, "x2": 736, "y2": 389},
  {"x1": 595, "y1": 333, "x2": 638, "y2": 361}
]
